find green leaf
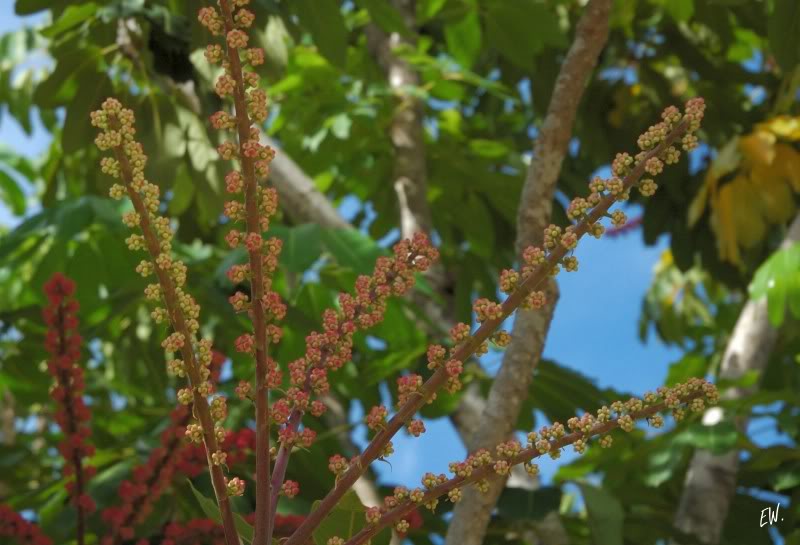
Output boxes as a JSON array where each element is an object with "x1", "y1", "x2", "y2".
[
  {"x1": 327, "y1": 113, "x2": 352, "y2": 140},
  {"x1": 176, "y1": 106, "x2": 214, "y2": 171},
  {"x1": 294, "y1": 282, "x2": 334, "y2": 323},
  {"x1": 292, "y1": 0, "x2": 348, "y2": 69},
  {"x1": 577, "y1": 483, "x2": 624, "y2": 545},
  {"x1": 452, "y1": 193, "x2": 493, "y2": 258},
  {"x1": 496, "y1": 487, "x2": 562, "y2": 521},
  {"x1": 417, "y1": 0, "x2": 448, "y2": 22},
  {"x1": 188, "y1": 480, "x2": 253, "y2": 544},
  {"x1": 484, "y1": 0, "x2": 565, "y2": 70},
  {"x1": 444, "y1": 9, "x2": 481, "y2": 69},
  {"x1": 320, "y1": 228, "x2": 386, "y2": 275},
  {"x1": 15, "y1": 0, "x2": 68, "y2": 15},
  {"x1": 357, "y1": 0, "x2": 411, "y2": 37},
  {"x1": 168, "y1": 163, "x2": 195, "y2": 216},
  {"x1": 771, "y1": 462, "x2": 800, "y2": 491},
  {"x1": 468, "y1": 138, "x2": 509, "y2": 159},
  {"x1": 40, "y1": 3, "x2": 97, "y2": 38},
  {"x1": 0, "y1": 145, "x2": 36, "y2": 180},
  {"x1": 749, "y1": 242, "x2": 800, "y2": 327},
  {"x1": 61, "y1": 73, "x2": 112, "y2": 154},
  {"x1": 663, "y1": 0, "x2": 694, "y2": 22},
  {"x1": 311, "y1": 490, "x2": 390, "y2": 545},
  {"x1": 675, "y1": 421, "x2": 739, "y2": 455},
  {"x1": 362, "y1": 345, "x2": 426, "y2": 385},
  {"x1": 163, "y1": 123, "x2": 187, "y2": 158},
  {"x1": 268, "y1": 223, "x2": 323, "y2": 273},
  {"x1": 0, "y1": 169, "x2": 26, "y2": 215},
  {"x1": 768, "y1": 0, "x2": 800, "y2": 72},
  {"x1": 665, "y1": 352, "x2": 708, "y2": 387}
]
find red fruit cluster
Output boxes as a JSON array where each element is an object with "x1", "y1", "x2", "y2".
[
  {"x1": 42, "y1": 273, "x2": 96, "y2": 514},
  {"x1": 100, "y1": 406, "x2": 190, "y2": 544},
  {"x1": 160, "y1": 519, "x2": 226, "y2": 545},
  {"x1": 101, "y1": 352, "x2": 227, "y2": 543},
  {"x1": 0, "y1": 505, "x2": 52, "y2": 545},
  {"x1": 178, "y1": 427, "x2": 256, "y2": 478}
]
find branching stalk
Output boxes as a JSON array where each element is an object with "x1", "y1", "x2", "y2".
[{"x1": 284, "y1": 117, "x2": 694, "y2": 545}]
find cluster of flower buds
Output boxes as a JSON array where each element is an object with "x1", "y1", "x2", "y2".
[
  {"x1": 461, "y1": 99, "x2": 709, "y2": 377},
  {"x1": 275, "y1": 100, "x2": 708, "y2": 545},
  {"x1": 180, "y1": 427, "x2": 257, "y2": 477},
  {"x1": 327, "y1": 378, "x2": 717, "y2": 545},
  {"x1": 275, "y1": 233, "x2": 438, "y2": 452},
  {"x1": 92, "y1": 97, "x2": 245, "y2": 541},
  {"x1": 0, "y1": 505, "x2": 52, "y2": 545},
  {"x1": 91, "y1": 98, "x2": 214, "y2": 377},
  {"x1": 42, "y1": 273, "x2": 96, "y2": 515}
]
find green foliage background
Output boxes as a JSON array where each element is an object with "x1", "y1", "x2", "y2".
[{"x1": 0, "y1": 0, "x2": 799, "y2": 544}]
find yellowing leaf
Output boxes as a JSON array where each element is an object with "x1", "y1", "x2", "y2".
[
  {"x1": 713, "y1": 182, "x2": 741, "y2": 265},
  {"x1": 756, "y1": 173, "x2": 796, "y2": 223},
  {"x1": 688, "y1": 138, "x2": 740, "y2": 227},
  {"x1": 728, "y1": 176, "x2": 767, "y2": 249},
  {"x1": 654, "y1": 249, "x2": 674, "y2": 274},
  {"x1": 749, "y1": 148, "x2": 797, "y2": 224},
  {"x1": 739, "y1": 130, "x2": 776, "y2": 166},
  {"x1": 760, "y1": 115, "x2": 800, "y2": 141},
  {"x1": 776, "y1": 144, "x2": 800, "y2": 191}
]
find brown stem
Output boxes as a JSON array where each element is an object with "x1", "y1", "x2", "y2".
[
  {"x1": 112, "y1": 147, "x2": 241, "y2": 545},
  {"x1": 218, "y1": 2, "x2": 272, "y2": 543},
  {"x1": 346, "y1": 390, "x2": 708, "y2": 545},
  {"x1": 284, "y1": 119, "x2": 692, "y2": 545}
]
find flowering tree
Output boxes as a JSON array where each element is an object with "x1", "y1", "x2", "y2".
[
  {"x1": 4, "y1": 1, "x2": 800, "y2": 545},
  {"x1": 0, "y1": 2, "x2": 724, "y2": 544}
]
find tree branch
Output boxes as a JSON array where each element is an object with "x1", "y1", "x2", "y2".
[
  {"x1": 284, "y1": 113, "x2": 697, "y2": 545},
  {"x1": 671, "y1": 212, "x2": 800, "y2": 544},
  {"x1": 261, "y1": 135, "x2": 350, "y2": 229},
  {"x1": 347, "y1": 382, "x2": 716, "y2": 545},
  {"x1": 445, "y1": 2, "x2": 612, "y2": 543}
]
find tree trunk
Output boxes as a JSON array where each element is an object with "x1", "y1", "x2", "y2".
[
  {"x1": 672, "y1": 212, "x2": 800, "y2": 544},
  {"x1": 445, "y1": 1, "x2": 612, "y2": 544}
]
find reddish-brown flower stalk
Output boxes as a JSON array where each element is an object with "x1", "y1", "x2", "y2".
[
  {"x1": 91, "y1": 99, "x2": 240, "y2": 545},
  {"x1": 0, "y1": 505, "x2": 52, "y2": 545},
  {"x1": 42, "y1": 272, "x2": 95, "y2": 545},
  {"x1": 343, "y1": 378, "x2": 718, "y2": 545},
  {"x1": 198, "y1": 2, "x2": 276, "y2": 542},
  {"x1": 264, "y1": 232, "x2": 438, "y2": 540},
  {"x1": 284, "y1": 99, "x2": 706, "y2": 545}
]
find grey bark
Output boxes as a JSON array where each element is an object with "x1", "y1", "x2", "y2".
[
  {"x1": 672, "y1": 212, "x2": 800, "y2": 544},
  {"x1": 445, "y1": 1, "x2": 613, "y2": 544}
]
